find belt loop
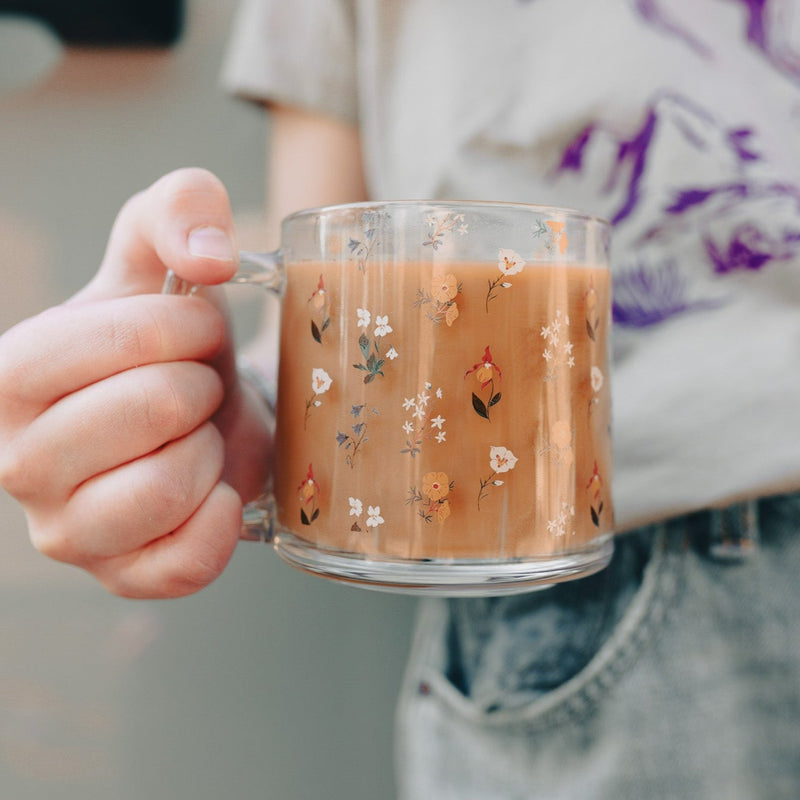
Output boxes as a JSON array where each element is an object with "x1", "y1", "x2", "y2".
[{"x1": 708, "y1": 500, "x2": 760, "y2": 561}]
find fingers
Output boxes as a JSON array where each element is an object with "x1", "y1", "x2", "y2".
[
  {"x1": 26, "y1": 424, "x2": 243, "y2": 599},
  {"x1": 94, "y1": 482, "x2": 243, "y2": 599},
  {"x1": 4, "y1": 361, "x2": 224, "y2": 504},
  {"x1": 0, "y1": 294, "x2": 226, "y2": 422},
  {"x1": 28, "y1": 421, "x2": 226, "y2": 560},
  {"x1": 79, "y1": 167, "x2": 240, "y2": 301}
]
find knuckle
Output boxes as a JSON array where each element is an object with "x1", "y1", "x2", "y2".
[
  {"x1": 104, "y1": 303, "x2": 164, "y2": 365},
  {"x1": 170, "y1": 541, "x2": 229, "y2": 594},
  {"x1": 136, "y1": 370, "x2": 187, "y2": 436},
  {"x1": 132, "y1": 364, "x2": 221, "y2": 437},
  {"x1": 158, "y1": 168, "x2": 231, "y2": 216},
  {"x1": 0, "y1": 438, "x2": 42, "y2": 502},
  {"x1": 28, "y1": 519, "x2": 85, "y2": 567},
  {"x1": 133, "y1": 461, "x2": 197, "y2": 527}
]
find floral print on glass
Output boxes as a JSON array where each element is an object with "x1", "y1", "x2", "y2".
[
  {"x1": 465, "y1": 345, "x2": 502, "y2": 420},
  {"x1": 407, "y1": 472, "x2": 454, "y2": 524},
  {"x1": 401, "y1": 383, "x2": 447, "y2": 456},
  {"x1": 353, "y1": 307, "x2": 396, "y2": 383},
  {"x1": 336, "y1": 404, "x2": 379, "y2": 468},
  {"x1": 586, "y1": 461, "x2": 606, "y2": 528},
  {"x1": 348, "y1": 210, "x2": 381, "y2": 272},
  {"x1": 308, "y1": 274, "x2": 332, "y2": 343},
  {"x1": 486, "y1": 249, "x2": 526, "y2": 312},
  {"x1": 304, "y1": 368, "x2": 332, "y2": 429},
  {"x1": 477, "y1": 446, "x2": 518, "y2": 509},
  {"x1": 297, "y1": 464, "x2": 321, "y2": 526},
  {"x1": 422, "y1": 211, "x2": 468, "y2": 249},
  {"x1": 541, "y1": 310, "x2": 574, "y2": 381},
  {"x1": 415, "y1": 271, "x2": 461, "y2": 326}
]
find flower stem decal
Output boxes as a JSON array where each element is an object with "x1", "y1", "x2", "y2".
[
  {"x1": 353, "y1": 308, "x2": 395, "y2": 383},
  {"x1": 422, "y1": 212, "x2": 468, "y2": 250},
  {"x1": 304, "y1": 368, "x2": 332, "y2": 429},
  {"x1": 336, "y1": 403, "x2": 378, "y2": 468},
  {"x1": 478, "y1": 446, "x2": 518, "y2": 509},
  {"x1": 464, "y1": 345, "x2": 502, "y2": 420},
  {"x1": 400, "y1": 383, "x2": 447, "y2": 457},
  {"x1": 297, "y1": 463, "x2": 320, "y2": 525},
  {"x1": 486, "y1": 249, "x2": 526, "y2": 312},
  {"x1": 348, "y1": 211, "x2": 380, "y2": 272},
  {"x1": 414, "y1": 272, "x2": 461, "y2": 326},
  {"x1": 407, "y1": 472, "x2": 454, "y2": 523},
  {"x1": 308, "y1": 274, "x2": 332, "y2": 343}
]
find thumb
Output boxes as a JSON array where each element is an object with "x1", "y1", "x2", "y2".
[{"x1": 79, "y1": 167, "x2": 240, "y2": 301}]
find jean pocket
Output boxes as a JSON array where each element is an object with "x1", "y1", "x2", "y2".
[{"x1": 409, "y1": 527, "x2": 682, "y2": 732}]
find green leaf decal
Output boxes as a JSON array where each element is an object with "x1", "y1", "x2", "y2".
[{"x1": 472, "y1": 393, "x2": 489, "y2": 420}]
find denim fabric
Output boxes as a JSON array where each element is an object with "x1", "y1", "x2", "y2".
[{"x1": 395, "y1": 493, "x2": 800, "y2": 799}]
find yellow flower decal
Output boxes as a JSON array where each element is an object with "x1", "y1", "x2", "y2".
[
  {"x1": 415, "y1": 271, "x2": 461, "y2": 326},
  {"x1": 432, "y1": 274, "x2": 458, "y2": 304},
  {"x1": 423, "y1": 471, "x2": 450, "y2": 501},
  {"x1": 408, "y1": 471, "x2": 454, "y2": 524}
]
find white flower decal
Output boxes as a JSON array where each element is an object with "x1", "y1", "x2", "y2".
[
  {"x1": 479, "y1": 446, "x2": 519, "y2": 508},
  {"x1": 356, "y1": 307, "x2": 371, "y2": 328},
  {"x1": 304, "y1": 368, "x2": 333, "y2": 428},
  {"x1": 489, "y1": 445, "x2": 518, "y2": 473},
  {"x1": 366, "y1": 505, "x2": 385, "y2": 528},
  {"x1": 349, "y1": 497, "x2": 363, "y2": 517},
  {"x1": 374, "y1": 315, "x2": 393, "y2": 337},
  {"x1": 311, "y1": 367, "x2": 333, "y2": 395},
  {"x1": 497, "y1": 249, "x2": 526, "y2": 276}
]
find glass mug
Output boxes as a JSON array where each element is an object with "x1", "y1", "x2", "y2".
[{"x1": 163, "y1": 201, "x2": 614, "y2": 595}]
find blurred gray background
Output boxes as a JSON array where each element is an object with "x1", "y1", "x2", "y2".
[{"x1": 0, "y1": 2, "x2": 416, "y2": 797}]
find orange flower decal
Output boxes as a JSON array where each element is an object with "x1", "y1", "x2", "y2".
[
  {"x1": 465, "y1": 346, "x2": 502, "y2": 420},
  {"x1": 415, "y1": 271, "x2": 461, "y2": 326},
  {"x1": 297, "y1": 463, "x2": 321, "y2": 525},
  {"x1": 409, "y1": 472, "x2": 454, "y2": 524},
  {"x1": 586, "y1": 461, "x2": 605, "y2": 528},
  {"x1": 423, "y1": 472, "x2": 450, "y2": 501}
]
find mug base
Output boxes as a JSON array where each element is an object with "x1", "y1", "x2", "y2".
[{"x1": 272, "y1": 532, "x2": 614, "y2": 596}]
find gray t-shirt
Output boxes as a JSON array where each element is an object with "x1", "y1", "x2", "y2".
[{"x1": 222, "y1": 0, "x2": 800, "y2": 529}]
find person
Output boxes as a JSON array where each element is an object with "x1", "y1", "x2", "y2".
[{"x1": 1, "y1": 0, "x2": 799, "y2": 796}]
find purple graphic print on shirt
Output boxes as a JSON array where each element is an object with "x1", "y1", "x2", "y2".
[
  {"x1": 635, "y1": 0, "x2": 800, "y2": 85},
  {"x1": 552, "y1": 90, "x2": 800, "y2": 327},
  {"x1": 633, "y1": 0, "x2": 712, "y2": 57}
]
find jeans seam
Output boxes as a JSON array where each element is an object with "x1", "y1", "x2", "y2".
[{"x1": 411, "y1": 523, "x2": 686, "y2": 732}]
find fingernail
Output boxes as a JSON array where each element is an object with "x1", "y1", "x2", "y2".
[{"x1": 187, "y1": 226, "x2": 235, "y2": 261}]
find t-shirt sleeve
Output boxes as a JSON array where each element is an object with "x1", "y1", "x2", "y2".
[{"x1": 220, "y1": 0, "x2": 358, "y2": 124}]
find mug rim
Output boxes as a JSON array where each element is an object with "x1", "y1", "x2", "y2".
[{"x1": 283, "y1": 198, "x2": 611, "y2": 228}]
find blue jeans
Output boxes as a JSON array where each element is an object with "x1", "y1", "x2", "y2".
[{"x1": 396, "y1": 493, "x2": 800, "y2": 799}]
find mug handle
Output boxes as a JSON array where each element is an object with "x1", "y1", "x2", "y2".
[{"x1": 161, "y1": 250, "x2": 285, "y2": 543}]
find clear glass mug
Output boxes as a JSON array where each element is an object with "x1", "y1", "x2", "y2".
[{"x1": 163, "y1": 201, "x2": 614, "y2": 595}]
